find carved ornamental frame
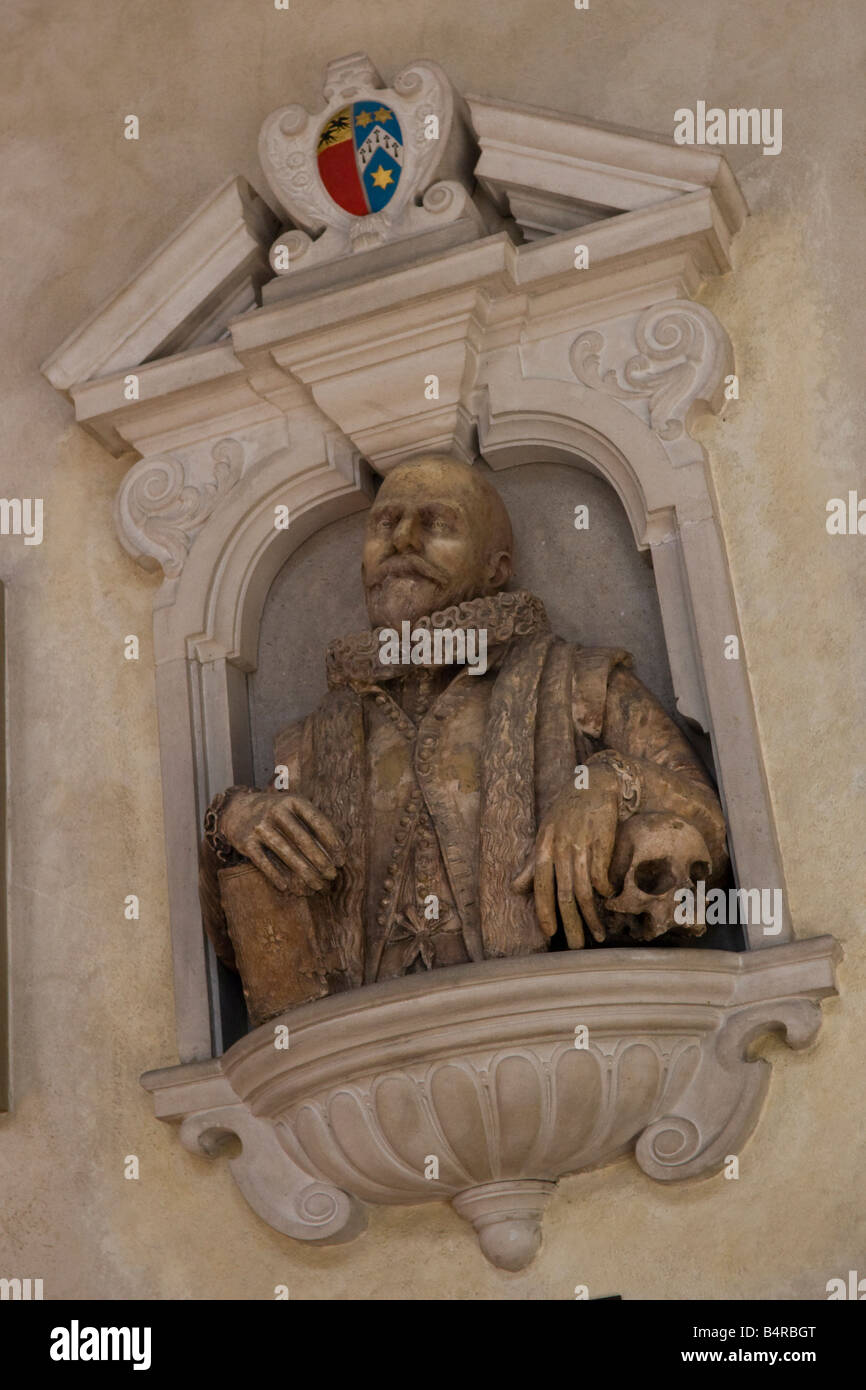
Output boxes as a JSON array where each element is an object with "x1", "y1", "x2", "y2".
[{"x1": 41, "y1": 58, "x2": 840, "y2": 1266}]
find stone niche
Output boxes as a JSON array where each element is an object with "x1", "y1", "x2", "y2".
[{"x1": 42, "y1": 51, "x2": 840, "y2": 1269}]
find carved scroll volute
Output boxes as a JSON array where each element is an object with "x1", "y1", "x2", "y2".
[
  {"x1": 634, "y1": 998, "x2": 824, "y2": 1182},
  {"x1": 570, "y1": 302, "x2": 734, "y2": 464},
  {"x1": 114, "y1": 438, "x2": 243, "y2": 578},
  {"x1": 179, "y1": 1105, "x2": 367, "y2": 1246}
]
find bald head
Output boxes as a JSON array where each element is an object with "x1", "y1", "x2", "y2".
[{"x1": 361, "y1": 455, "x2": 514, "y2": 628}]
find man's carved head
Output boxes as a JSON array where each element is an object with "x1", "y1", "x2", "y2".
[{"x1": 362, "y1": 455, "x2": 514, "y2": 628}]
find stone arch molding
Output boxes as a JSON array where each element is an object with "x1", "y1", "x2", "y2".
[{"x1": 43, "y1": 51, "x2": 839, "y2": 1268}]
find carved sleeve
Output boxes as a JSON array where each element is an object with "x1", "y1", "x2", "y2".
[
  {"x1": 600, "y1": 665, "x2": 728, "y2": 876},
  {"x1": 573, "y1": 653, "x2": 728, "y2": 879}
]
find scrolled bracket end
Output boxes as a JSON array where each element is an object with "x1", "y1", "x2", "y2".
[{"x1": 179, "y1": 1105, "x2": 366, "y2": 1246}]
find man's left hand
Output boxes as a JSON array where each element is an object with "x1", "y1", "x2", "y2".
[{"x1": 512, "y1": 767, "x2": 621, "y2": 948}]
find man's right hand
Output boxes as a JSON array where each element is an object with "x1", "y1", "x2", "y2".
[{"x1": 218, "y1": 790, "x2": 345, "y2": 894}]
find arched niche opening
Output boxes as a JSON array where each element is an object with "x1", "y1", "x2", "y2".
[
  {"x1": 158, "y1": 406, "x2": 788, "y2": 1062},
  {"x1": 226, "y1": 457, "x2": 742, "y2": 1048}
]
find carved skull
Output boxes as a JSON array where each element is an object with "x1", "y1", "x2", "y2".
[{"x1": 603, "y1": 812, "x2": 712, "y2": 941}]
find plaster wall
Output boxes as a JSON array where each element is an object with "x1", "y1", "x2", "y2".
[{"x1": 0, "y1": 0, "x2": 863, "y2": 1299}]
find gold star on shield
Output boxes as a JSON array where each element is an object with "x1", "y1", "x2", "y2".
[
  {"x1": 355, "y1": 110, "x2": 373, "y2": 128},
  {"x1": 373, "y1": 107, "x2": 393, "y2": 123},
  {"x1": 370, "y1": 164, "x2": 394, "y2": 190}
]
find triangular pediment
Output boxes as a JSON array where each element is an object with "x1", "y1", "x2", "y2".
[
  {"x1": 466, "y1": 94, "x2": 745, "y2": 238},
  {"x1": 41, "y1": 177, "x2": 279, "y2": 394}
]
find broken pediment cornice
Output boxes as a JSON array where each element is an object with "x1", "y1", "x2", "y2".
[
  {"x1": 41, "y1": 50, "x2": 747, "y2": 434},
  {"x1": 63, "y1": 188, "x2": 736, "y2": 461},
  {"x1": 41, "y1": 177, "x2": 279, "y2": 396},
  {"x1": 465, "y1": 93, "x2": 747, "y2": 239}
]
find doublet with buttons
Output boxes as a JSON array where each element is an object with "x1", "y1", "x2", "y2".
[{"x1": 366, "y1": 665, "x2": 489, "y2": 981}]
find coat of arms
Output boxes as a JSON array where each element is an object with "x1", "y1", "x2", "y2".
[
  {"x1": 258, "y1": 52, "x2": 483, "y2": 273},
  {"x1": 316, "y1": 102, "x2": 404, "y2": 215}
]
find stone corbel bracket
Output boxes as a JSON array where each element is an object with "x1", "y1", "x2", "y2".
[
  {"x1": 142, "y1": 937, "x2": 840, "y2": 1270},
  {"x1": 114, "y1": 437, "x2": 245, "y2": 577},
  {"x1": 568, "y1": 300, "x2": 734, "y2": 469}
]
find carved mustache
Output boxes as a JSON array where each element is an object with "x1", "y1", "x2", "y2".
[{"x1": 369, "y1": 556, "x2": 448, "y2": 585}]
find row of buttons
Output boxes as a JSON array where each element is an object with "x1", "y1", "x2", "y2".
[
  {"x1": 371, "y1": 678, "x2": 452, "y2": 934},
  {"x1": 376, "y1": 787, "x2": 424, "y2": 928}
]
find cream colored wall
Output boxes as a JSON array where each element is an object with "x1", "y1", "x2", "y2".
[{"x1": 0, "y1": 0, "x2": 863, "y2": 1300}]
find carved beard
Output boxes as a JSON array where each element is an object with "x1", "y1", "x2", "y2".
[{"x1": 365, "y1": 572, "x2": 450, "y2": 629}]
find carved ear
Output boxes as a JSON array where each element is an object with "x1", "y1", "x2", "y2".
[{"x1": 487, "y1": 549, "x2": 512, "y2": 589}]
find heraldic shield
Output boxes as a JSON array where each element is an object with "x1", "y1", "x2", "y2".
[{"x1": 317, "y1": 101, "x2": 404, "y2": 215}]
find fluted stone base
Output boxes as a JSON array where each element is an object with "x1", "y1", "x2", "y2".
[{"x1": 142, "y1": 937, "x2": 840, "y2": 1268}]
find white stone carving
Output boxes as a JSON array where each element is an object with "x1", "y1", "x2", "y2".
[
  {"x1": 114, "y1": 437, "x2": 243, "y2": 577},
  {"x1": 467, "y1": 94, "x2": 747, "y2": 247},
  {"x1": 570, "y1": 302, "x2": 734, "y2": 466},
  {"x1": 178, "y1": 1105, "x2": 366, "y2": 1245},
  {"x1": 41, "y1": 179, "x2": 278, "y2": 390},
  {"x1": 259, "y1": 53, "x2": 477, "y2": 273},
  {"x1": 142, "y1": 937, "x2": 840, "y2": 1269},
  {"x1": 321, "y1": 52, "x2": 383, "y2": 103}
]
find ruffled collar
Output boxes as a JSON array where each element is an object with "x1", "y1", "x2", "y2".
[{"x1": 326, "y1": 589, "x2": 549, "y2": 690}]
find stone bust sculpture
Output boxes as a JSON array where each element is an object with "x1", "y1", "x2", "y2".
[{"x1": 199, "y1": 456, "x2": 728, "y2": 1024}]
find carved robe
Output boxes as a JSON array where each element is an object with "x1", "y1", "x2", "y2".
[{"x1": 199, "y1": 590, "x2": 725, "y2": 992}]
